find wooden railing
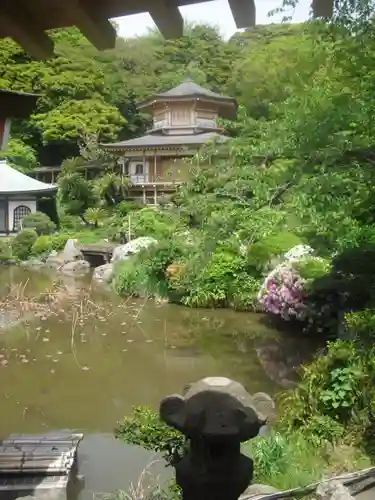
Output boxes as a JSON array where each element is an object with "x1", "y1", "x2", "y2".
[{"x1": 127, "y1": 174, "x2": 179, "y2": 185}]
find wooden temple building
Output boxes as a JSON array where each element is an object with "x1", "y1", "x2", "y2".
[
  {"x1": 0, "y1": 88, "x2": 57, "y2": 234},
  {"x1": 100, "y1": 80, "x2": 237, "y2": 204}
]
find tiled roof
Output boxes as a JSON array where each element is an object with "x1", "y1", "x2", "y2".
[
  {"x1": 0, "y1": 160, "x2": 56, "y2": 194},
  {"x1": 156, "y1": 80, "x2": 233, "y2": 101},
  {"x1": 101, "y1": 132, "x2": 228, "y2": 150}
]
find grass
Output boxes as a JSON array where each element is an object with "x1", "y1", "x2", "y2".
[
  {"x1": 72, "y1": 227, "x2": 113, "y2": 244},
  {"x1": 93, "y1": 460, "x2": 176, "y2": 500},
  {"x1": 242, "y1": 430, "x2": 372, "y2": 491}
]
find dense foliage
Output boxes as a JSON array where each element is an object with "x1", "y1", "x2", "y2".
[{"x1": 21, "y1": 211, "x2": 56, "y2": 235}]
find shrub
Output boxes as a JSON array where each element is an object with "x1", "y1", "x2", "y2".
[
  {"x1": 115, "y1": 406, "x2": 186, "y2": 466},
  {"x1": 294, "y1": 256, "x2": 331, "y2": 283},
  {"x1": 11, "y1": 229, "x2": 38, "y2": 260},
  {"x1": 59, "y1": 214, "x2": 83, "y2": 231},
  {"x1": 83, "y1": 207, "x2": 108, "y2": 227},
  {"x1": 177, "y1": 250, "x2": 259, "y2": 309},
  {"x1": 0, "y1": 239, "x2": 12, "y2": 262},
  {"x1": 258, "y1": 263, "x2": 308, "y2": 321},
  {"x1": 115, "y1": 200, "x2": 142, "y2": 217},
  {"x1": 279, "y1": 340, "x2": 375, "y2": 451},
  {"x1": 113, "y1": 259, "x2": 148, "y2": 296},
  {"x1": 113, "y1": 239, "x2": 186, "y2": 297},
  {"x1": 247, "y1": 232, "x2": 302, "y2": 269},
  {"x1": 345, "y1": 309, "x2": 375, "y2": 343},
  {"x1": 51, "y1": 234, "x2": 70, "y2": 251},
  {"x1": 21, "y1": 211, "x2": 56, "y2": 235},
  {"x1": 128, "y1": 208, "x2": 183, "y2": 240},
  {"x1": 31, "y1": 235, "x2": 53, "y2": 256}
]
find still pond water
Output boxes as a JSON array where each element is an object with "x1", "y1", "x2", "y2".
[{"x1": 0, "y1": 266, "x2": 320, "y2": 498}]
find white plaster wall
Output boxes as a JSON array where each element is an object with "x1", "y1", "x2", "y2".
[{"x1": 8, "y1": 199, "x2": 36, "y2": 232}]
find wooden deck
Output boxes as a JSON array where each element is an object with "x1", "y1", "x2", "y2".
[{"x1": 0, "y1": 431, "x2": 83, "y2": 499}]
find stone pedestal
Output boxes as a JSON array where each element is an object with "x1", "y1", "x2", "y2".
[{"x1": 160, "y1": 377, "x2": 275, "y2": 500}]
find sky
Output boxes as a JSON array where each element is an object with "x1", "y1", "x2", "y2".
[{"x1": 115, "y1": 0, "x2": 311, "y2": 40}]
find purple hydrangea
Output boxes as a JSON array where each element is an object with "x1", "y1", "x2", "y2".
[{"x1": 258, "y1": 263, "x2": 308, "y2": 321}]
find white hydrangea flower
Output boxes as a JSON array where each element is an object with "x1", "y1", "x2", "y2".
[{"x1": 284, "y1": 244, "x2": 314, "y2": 262}]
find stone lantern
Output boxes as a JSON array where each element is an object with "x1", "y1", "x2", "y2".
[{"x1": 160, "y1": 377, "x2": 275, "y2": 500}]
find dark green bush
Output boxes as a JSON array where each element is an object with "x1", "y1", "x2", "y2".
[
  {"x1": 11, "y1": 229, "x2": 38, "y2": 260},
  {"x1": 21, "y1": 211, "x2": 56, "y2": 235}
]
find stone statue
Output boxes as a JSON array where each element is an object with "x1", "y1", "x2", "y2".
[{"x1": 160, "y1": 377, "x2": 275, "y2": 500}]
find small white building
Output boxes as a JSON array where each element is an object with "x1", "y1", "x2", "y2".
[{"x1": 0, "y1": 160, "x2": 57, "y2": 234}]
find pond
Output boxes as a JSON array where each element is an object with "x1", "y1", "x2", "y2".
[{"x1": 0, "y1": 266, "x2": 321, "y2": 499}]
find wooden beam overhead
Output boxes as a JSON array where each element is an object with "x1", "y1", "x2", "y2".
[
  {"x1": 0, "y1": 1, "x2": 54, "y2": 59},
  {"x1": 228, "y1": 0, "x2": 256, "y2": 28},
  {"x1": 148, "y1": 0, "x2": 184, "y2": 39},
  {"x1": 312, "y1": 0, "x2": 334, "y2": 18},
  {"x1": 69, "y1": 0, "x2": 117, "y2": 50}
]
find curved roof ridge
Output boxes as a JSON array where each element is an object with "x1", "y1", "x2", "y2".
[{"x1": 0, "y1": 160, "x2": 56, "y2": 194}]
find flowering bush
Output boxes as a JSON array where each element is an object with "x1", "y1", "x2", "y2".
[
  {"x1": 258, "y1": 245, "x2": 330, "y2": 322},
  {"x1": 258, "y1": 263, "x2": 308, "y2": 320}
]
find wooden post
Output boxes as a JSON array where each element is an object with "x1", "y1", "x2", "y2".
[
  {"x1": 4, "y1": 196, "x2": 9, "y2": 234},
  {"x1": 154, "y1": 150, "x2": 157, "y2": 182},
  {"x1": 160, "y1": 378, "x2": 275, "y2": 500},
  {"x1": 128, "y1": 214, "x2": 131, "y2": 242},
  {"x1": 154, "y1": 150, "x2": 157, "y2": 205}
]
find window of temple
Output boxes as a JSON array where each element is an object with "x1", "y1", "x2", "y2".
[
  {"x1": 13, "y1": 205, "x2": 31, "y2": 231},
  {"x1": 171, "y1": 107, "x2": 191, "y2": 125},
  {"x1": 135, "y1": 163, "x2": 144, "y2": 175}
]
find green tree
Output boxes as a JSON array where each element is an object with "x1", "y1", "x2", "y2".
[{"x1": 58, "y1": 157, "x2": 97, "y2": 223}]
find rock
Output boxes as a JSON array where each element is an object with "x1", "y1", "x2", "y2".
[
  {"x1": 16, "y1": 492, "x2": 66, "y2": 500},
  {"x1": 240, "y1": 484, "x2": 279, "y2": 498},
  {"x1": 0, "y1": 258, "x2": 16, "y2": 266},
  {"x1": 316, "y1": 480, "x2": 354, "y2": 499},
  {"x1": 61, "y1": 259, "x2": 90, "y2": 276},
  {"x1": 21, "y1": 258, "x2": 45, "y2": 269},
  {"x1": 111, "y1": 237, "x2": 157, "y2": 263},
  {"x1": 93, "y1": 263, "x2": 113, "y2": 284},
  {"x1": 62, "y1": 238, "x2": 83, "y2": 262},
  {"x1": 46, "y1": 240, "x2": 83, "y2": 269}
]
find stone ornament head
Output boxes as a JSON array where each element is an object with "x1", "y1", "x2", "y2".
[{"x1": 160, "y1": 377, "x2": 275, "y2": 442}]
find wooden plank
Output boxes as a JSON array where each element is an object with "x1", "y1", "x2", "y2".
[{"x1": 0, "y1": 431, "x2": 83, "y2": 485}]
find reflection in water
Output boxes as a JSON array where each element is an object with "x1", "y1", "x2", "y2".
[{"x1": 0, "y1": 267, "x2": 320, "y2": 498}]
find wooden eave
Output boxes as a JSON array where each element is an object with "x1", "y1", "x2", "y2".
[
  {"x1": 104, "y1": 144, "x2": 189, "y2": 153},
  {"x1": 0, "y1": 89, "x2": 40, "y2": 118},
  {"x1": 138, "y1": 96, "x2": 237, "y2": 120},
  {"x1": 0, "y1": 0, "x2": 260, "y2": 60}
]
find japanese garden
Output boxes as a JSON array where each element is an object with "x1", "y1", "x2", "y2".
[{"x1": 1, "y1": 0, "x2": 375, "y2": 499}]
